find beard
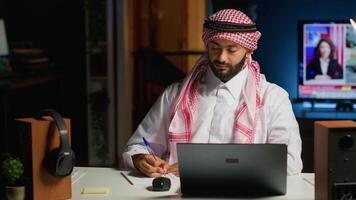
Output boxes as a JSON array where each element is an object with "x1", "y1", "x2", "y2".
[{"x1": 208, "y1": 55, "x2": 247, "y2": 83}]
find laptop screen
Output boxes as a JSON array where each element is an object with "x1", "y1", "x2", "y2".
[{"x1": 177, "y1": 143, "x2": 287, "y2": 196}]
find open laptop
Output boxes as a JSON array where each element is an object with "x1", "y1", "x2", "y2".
[{"x1": 177, "y1": 143, "x2": 287, "y2": 196}]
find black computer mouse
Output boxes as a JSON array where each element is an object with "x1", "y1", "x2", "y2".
[{"x1": 152, "y1": 176, "x2": 171, "y2": 191}]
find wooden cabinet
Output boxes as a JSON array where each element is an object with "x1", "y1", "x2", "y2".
[
  {"x1": 134, "y1": 0, "x2": 206, "y2": 73},
  {"x1": 132, "y1": 0, "x2": 206, "y2": 127}
]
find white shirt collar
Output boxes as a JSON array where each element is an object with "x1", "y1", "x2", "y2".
[{"x1": 204, "y1": 65, "x2": 248, "y2": 100}]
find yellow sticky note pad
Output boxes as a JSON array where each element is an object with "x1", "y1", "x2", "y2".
[{"x1": 81, "y1": 187, "x2": 109, "y2": 195}]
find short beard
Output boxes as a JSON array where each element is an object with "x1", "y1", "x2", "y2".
[{"x1": 208, "y1": 55, "x2": 246, "y2": 82}]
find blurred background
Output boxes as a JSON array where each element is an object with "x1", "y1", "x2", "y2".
[{"x1": 0, "y1": 0, "x2": 355, "y2": 173}]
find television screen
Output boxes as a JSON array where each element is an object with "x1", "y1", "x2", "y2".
[{"x1": 298, "y1": 21, "x2": 356, "y2": 100}]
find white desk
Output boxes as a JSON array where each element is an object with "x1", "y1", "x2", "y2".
[{"x1": 72, "y1": 167, "x2": 314, "y2": 200}]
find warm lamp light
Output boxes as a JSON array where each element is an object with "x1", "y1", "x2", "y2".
[{"x1": 350, "y1": 16, "x2": 356, "y2": 31}]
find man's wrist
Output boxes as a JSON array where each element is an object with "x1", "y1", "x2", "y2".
[
  {"x1": 132, "y1": 153, "x2": 146, "y2": 160},
  {"x1": 132, "y1": 154, "x2": 147, "y2": 170}
]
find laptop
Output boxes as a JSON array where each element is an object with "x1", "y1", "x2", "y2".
[{"x1": 177, "y1": 143, "x2": 287, "y2": 196}]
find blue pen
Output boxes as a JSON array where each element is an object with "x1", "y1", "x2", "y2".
[{"x1": 142, "y1": 137, "x2": 158, "y2": 161}]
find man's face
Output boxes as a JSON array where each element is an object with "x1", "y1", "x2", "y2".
[{"x1": 207, "y1": 39, "x2": 251, "y2": 82}]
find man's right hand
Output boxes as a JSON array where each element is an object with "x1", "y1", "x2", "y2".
[{"x1": 132, "y1": 154, "x2": 169, "y2": 177}]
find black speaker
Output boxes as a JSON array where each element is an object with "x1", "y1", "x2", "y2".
[
  {"x1": 34, "y1": 109, "x2": 75, "y2": 177},
  {"x1": 315, "y1": 120, "x2": 356, "y2": 200}
]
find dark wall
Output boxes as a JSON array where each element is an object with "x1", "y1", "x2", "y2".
[
  {"x1": 254, "y1": 0, "x2": 356, "y2": 99},
  {"x1": 0, "y1": 0, "x2": 88, "y2": 163}
]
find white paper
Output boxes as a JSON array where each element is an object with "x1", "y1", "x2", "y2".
[
  {"x1": 71, "y1": 168, "x2": 88, "y2": 184},
  {"x1": 303, "y1": 177, "x2": 314, "y2": 186},
  {"x1": 0, "y1": 19, "x2": 9, "y2": 56},
  {"x1": 120, "y1": 171, "x2": 179, "y2": 185}
]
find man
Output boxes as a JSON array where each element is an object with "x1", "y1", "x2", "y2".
[{"x1": 121, "y1": 9, "x2": 303, "y2": 177}]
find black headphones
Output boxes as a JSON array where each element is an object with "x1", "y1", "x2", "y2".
[{"x1": 34, "y1": 109, "x2": 75, "y2": 177}]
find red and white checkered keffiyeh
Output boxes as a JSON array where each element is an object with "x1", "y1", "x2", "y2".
[
  {"x1": 167, "y1": 9, "x2": 262, "y2": 163},
  {"x1": 203, "y1": 9, "x2": 261, "y2": 51}
]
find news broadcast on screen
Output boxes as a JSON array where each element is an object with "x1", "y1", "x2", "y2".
[{"x1": 298, "y1": 22, "x2": 356, "y2": 100}]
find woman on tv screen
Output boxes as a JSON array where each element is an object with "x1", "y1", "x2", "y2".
[{"x1": 306, "y1": 38, "x2": 343, "y2": 80}]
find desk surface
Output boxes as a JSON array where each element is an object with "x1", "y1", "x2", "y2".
[{"x1": 72, "y1": 167, "x2": 314, "y2": 200}]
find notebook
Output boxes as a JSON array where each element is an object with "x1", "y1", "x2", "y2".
[{"x1": 177, "y1": 143, "x2": 287, "y2": 196}]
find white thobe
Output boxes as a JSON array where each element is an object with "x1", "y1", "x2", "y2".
[{"x1": 121, "y1": 66, "x2": 303, "y2": 175}]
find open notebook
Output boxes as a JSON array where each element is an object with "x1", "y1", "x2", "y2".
[{"x1": 120, "y1": 170, "x2": 179, "y2": 185}]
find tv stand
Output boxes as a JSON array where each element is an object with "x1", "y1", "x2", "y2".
[
  {"x1": 293, "y1": 100, "x2": 356, "y2": 119},
  {"x1": 336, "y1": 102, "x2": 354, "y2": 112}
]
